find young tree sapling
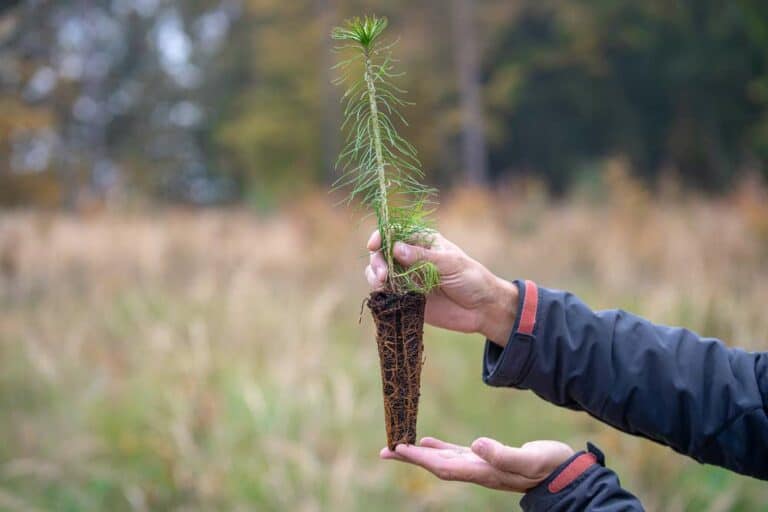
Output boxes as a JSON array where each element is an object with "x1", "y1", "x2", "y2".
[{"x1": 331, "y1": 15, "x2": 439, "y2": 450}]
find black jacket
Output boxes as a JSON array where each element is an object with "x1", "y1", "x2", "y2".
[{"x1": 482, "y1": 280, "x2": 768, "y2": 511}]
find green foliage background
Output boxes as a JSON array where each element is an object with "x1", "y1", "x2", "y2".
[
  {"x1": 3, "y1": 0, "x2": 768, "y2": 206},
  {"x1": 158, "y1": 0, "x2": 768, "y2": 196}
]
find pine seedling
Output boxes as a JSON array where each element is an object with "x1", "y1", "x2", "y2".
[
  {"x1": 331, "y1": 15, "x2": 438, "y2": 450},
  {"x1": 332, "y1": 15, "x2": 439, "y2": 295}
]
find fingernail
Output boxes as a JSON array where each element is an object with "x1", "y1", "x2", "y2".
[
  {"x1": 394, "y1": 242, "x2": 409, "y2": 260},
  {"x1": 471, "y1": 439, "x2": 488, "y2": 454},
  {"x1": 374, "y1": 264, "x2": 386, "y2": 280}
]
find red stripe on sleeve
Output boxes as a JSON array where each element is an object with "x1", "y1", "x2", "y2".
[
  {"x1": 518, "y1": 280, "x2": 539, "y2": 335},
  {"x1": 548, "y1": 453, "x2": 597, "y2": 493}
]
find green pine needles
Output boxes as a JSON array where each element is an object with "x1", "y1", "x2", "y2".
[{"x1": 331, "y1": 15, "x2": 439, "y2": 295}]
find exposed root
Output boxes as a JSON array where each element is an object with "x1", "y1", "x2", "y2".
[{"x1": 367, "y1": 290, "x2": 426, "y2": 450}]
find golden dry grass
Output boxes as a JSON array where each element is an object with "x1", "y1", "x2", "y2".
[{"x1": 1, "y1": 177, "x2": 767, "y2": 511}]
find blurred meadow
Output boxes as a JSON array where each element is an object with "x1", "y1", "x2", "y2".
[
  {"x1": 2, "y1": 176, "x2": 768, "y2": 511},
  {"x1": 2, "y1": 0, "x2": 768, "y2": 511}
]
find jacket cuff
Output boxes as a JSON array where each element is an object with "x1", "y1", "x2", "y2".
[
  {"x1": 482, "y1": 279, "x2": 539, "y2": 387},
  {"x1": 520, "y1": 443, "x2": 604, "y2": 510}
]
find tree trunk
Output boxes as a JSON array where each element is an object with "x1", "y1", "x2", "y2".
[
  {"x1": 451, "y1": 0, "x2": 489, "y2": 186},
  {"x1": 315, "y1": 0, "x2": 341, "y2": 185}
]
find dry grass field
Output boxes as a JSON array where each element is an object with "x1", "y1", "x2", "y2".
[{"x1": 1, "y1": 176, "x2": 768, "y2": 511}]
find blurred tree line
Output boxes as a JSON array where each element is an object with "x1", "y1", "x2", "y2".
[{"x1": 1, "y1": 0, "x2": 767, "y2": 207}]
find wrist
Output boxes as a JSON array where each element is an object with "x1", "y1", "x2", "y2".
[{"x1": 479, "y1": 277, "x2": 519, "y2": 347}]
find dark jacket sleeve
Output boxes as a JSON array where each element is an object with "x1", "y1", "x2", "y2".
[
  {"x1": 483, "y1": 280, "x2": 768, "y2": 480},
  {"x1": 521, "y1": 443, "x2": 643, "y2": 511}
]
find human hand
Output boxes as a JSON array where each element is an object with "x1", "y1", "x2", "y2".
[
  {"x1": 380, "y1": 436, "x2": 574, "y2": 492},
  {"x1": 365, "y1": 230, "x2": 519, "y2": 346}
]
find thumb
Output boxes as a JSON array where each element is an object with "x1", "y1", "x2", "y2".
[
  {"x1": 393, "y1": 241, "x2": 440, "y2": 267},
  {"x1": 471, "y1": 437, "x2": 532, "y2": 474}
]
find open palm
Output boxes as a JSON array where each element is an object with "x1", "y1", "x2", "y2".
[{"x1": 380, "y1": 436, "x2": 574, "y2": 492}]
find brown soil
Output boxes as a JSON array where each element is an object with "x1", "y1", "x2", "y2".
[{"x1": 367, "y1": 290, "x2": 426, "y2": 451}]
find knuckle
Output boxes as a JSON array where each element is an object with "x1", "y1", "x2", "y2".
[{"x1": 443, "y1": 252, "x2": 463, "y2": 272}]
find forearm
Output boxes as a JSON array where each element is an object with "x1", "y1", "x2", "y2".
[{"x1": 482, "y1": 280, "x2": 768, "y2": 479}]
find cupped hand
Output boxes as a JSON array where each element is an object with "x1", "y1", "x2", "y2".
[
  {"x1": 365, "y1": 230, "x2": 519, "y2": 346},
  {"x1": 380, "y1": 436, "x2": 574, "y2": 492}
]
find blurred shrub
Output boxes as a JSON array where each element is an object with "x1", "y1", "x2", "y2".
[{"x1": 0, "y1": 174, "x2": 61, "y2": 207}]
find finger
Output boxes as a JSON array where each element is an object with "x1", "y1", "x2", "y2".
[
  {"x1": 369, "y1": 251, "x2": 387, "y2": 282},
  {"x1": 471, "y1": 437, "x2": 544, "y2": 475},
  {"x1": 367, "y1": 230, "x2": 382, "y2": 251},
  {"x1": 365, "y1": 265, "x2": 384, "y2": 289},
  {"x1": 390, "y1": 445, "x2": 540, "y2": 491},
  {"x1": 419, "y1": 437, "x2": 465, "y2": 451},
  {"x1": 380, "y1": 447, "x2": 402, "y2": 460},
  {"x1": 393, "y1": 445, "x2": 471, "y2": 481},
  {"x1": 395, "y1": 445, "x2": 521, "y2": 487},
  {"x1": 393, "y1": 241, "x2": 443, "y2": 268}
]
